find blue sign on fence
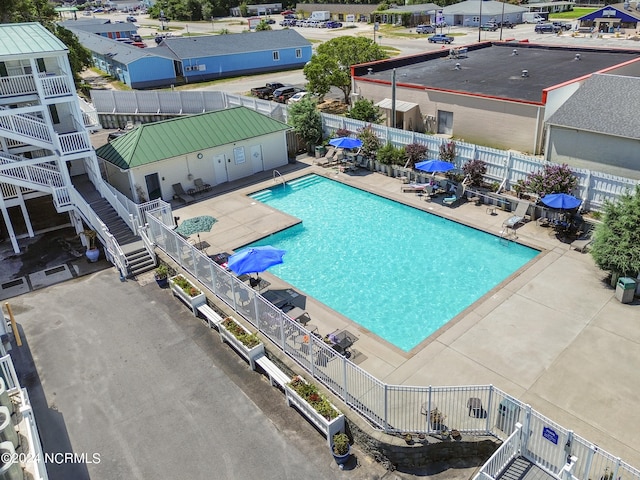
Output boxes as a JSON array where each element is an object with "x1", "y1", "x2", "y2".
[{"x1": 543, "y1": 427, "x2": 559, "y2": 445}]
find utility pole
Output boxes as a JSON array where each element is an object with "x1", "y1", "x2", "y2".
[
  {"x1": 478, "y1": 0, "x2": 483, "y2": 42},
  {"x1": 499, "y1": 0, "x2": 505, "y2": 41}
]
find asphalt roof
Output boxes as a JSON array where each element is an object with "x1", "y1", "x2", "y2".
[
  {"x1": 60, "y1": 19, "x2": 138, "y2": 35},
  {"x1": 160, "y1": 29, "x2": 311, "y2": 59},
  {"x1": 72, "y1": 29, "x2": 178, "y2": 64},
  {"x1": 96, "y1": 107, "x2": 291, "y2": 169},
  {"x1": 546, "y1": 73, "x2": 640, "y2": 139},
  {"x1": 0, "y1": 23, "x2": 68, "y2": 56},
  {"x1": 357, "y1": 43, "x2": 640, "y2": 103}
]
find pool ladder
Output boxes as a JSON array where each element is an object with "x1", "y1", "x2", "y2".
[{"x1": 273, "y1": 170, "x2": 285, "y2": 188}]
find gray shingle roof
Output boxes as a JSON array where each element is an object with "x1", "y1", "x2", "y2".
[
  {"x1": 72, "y1": 29, "x2": 179, "y2": 63},
  {"x1": 546, "y1": 73, "x2": 640, "y2": 139},
  {"x1": 160, "y1": 29, "x2": 311, "y2": 60},
  {"x1": 61, "y1": 19, "x2": 137, "y2": 35}
]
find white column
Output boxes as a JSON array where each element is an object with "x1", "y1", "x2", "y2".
[
  {"x1": 0, "y1": 196, "x2": 19, "y2": 254},
  {"x1": 14, "y1": 189, "x2": 33, "y2": 237}
]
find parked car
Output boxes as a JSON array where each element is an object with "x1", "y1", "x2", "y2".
[
  {"x1": 496, "y1": 20, "x2": 514, "y2": 29},
  {"x1": 415, "y1": 24, "x2": 436, "y2": 34},
  {"x1": 325, "y1": 21, "x2": 343, "y2": 28},
  {"x1": 535, "y1": 23, "x2": 560, "y2": 33},
  {"x1": 281, "y1": 10, "x2": 295, "y2": 15},
  {"x1": 428, "y1": 34, "x2": 454, "y2": 44},
  {"x1": 552, "y1": 21, "x2": 572, "y2": 31},
  {"x1": 126, "y1": 16, "x2": 137, "y2": 22},
  {"x1": 265, "y1": 18, "x2": 276, "y2": 24},
  {"x1": 283, "y1": 14, "x2": 296, "y2": 19},
  {"x1": 480, "y1": 23, "x2": 499, "y2": 31},
  {"x1": 272, "y1": 86, "x2": 302, "y2": 103},
  {"x1": 288, "y1": 91, "x2": 309, "y2": 104},
  {"x1": 92, "y1": 7, "x2": 104, "y2": 13}
]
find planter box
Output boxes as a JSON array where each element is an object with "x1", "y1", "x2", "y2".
[
  {"x1": 169, "y1": 275, "x2": 206, "y2": 316},
  {"x1": 219, "y1": 318, "x2": 265, "y2": 370},
  {"x1": 284, "y1": 383, "x2": 345, "y2": 447}
]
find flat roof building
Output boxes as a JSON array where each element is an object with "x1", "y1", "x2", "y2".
[{"x1": 353, "y1": 42, "x2": 640, "y2": 154}]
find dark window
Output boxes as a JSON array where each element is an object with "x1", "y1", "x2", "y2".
[{"x1": 48, "y1": 104, "x2": 60, "y2": 124}]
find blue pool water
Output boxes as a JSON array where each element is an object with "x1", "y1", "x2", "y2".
[{"x1": 249, "y1": 175, "x2": 538, "y2": 351}]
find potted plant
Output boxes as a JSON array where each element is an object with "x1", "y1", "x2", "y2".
[
  {"x1": 331, "y1": 432, "x2": 351, "y2": 468},
  {"x1": 430, "y1": 408, "x2": 446, "y2": 431},
  {"x1": 82, "y1": 229, "x2": 100, "y2": 262},
  {"x1": 218, "y1": 316, "x2": 265, "y2": 369},
  {"x1": 168, "y1": 274, "x2": 206, "y2": 315},
  {"x1": 154, "y1": 264, "x2": 169, "y2": 288},
  {"x1": 285, "y1": 376, "x2": 345, "y2": 445}
]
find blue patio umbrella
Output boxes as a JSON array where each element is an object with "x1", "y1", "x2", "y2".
[
  {"x1": 415, "y1": 159, "x2": 455, "y2": 173},
  {"x1": 227, "y1": 246, "x2": 286, "y2": 276},
  {"x1": 328, "y1": 137, "x2": 363, "y2": 149},
  {"x1": 541, "y1": 193, "x2": 581, "y2": 210}
]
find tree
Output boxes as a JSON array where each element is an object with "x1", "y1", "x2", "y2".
[
  {"x1": 347, "y1": 98, "x2": 383, "y2": 123},
  {"x1": 304, "y1": 37, "x2": 387, "y2": 103},
  {"x1": 356, "y1": 124, "x2": 381, "y2": 159},
  {"x1": 255, "y1": 20, "x2": 272, "y2": 31},
  {"x1": 404, "y1": 143, "x2": 428, "y2": 169},
  {"x1": 590, "y1": 186, "x2": 640, "y2": 277},
  {"x1": 288, "y1": 98, "x2": 323, "y2": 149},
  {"x1": 51, "y1": 25, "x2": 92, "y2": 87}
]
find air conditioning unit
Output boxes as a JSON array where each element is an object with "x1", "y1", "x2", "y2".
[
  {"x1": 116, "y1": 68, "x2": 122, "y2": 74},
  {"x1": 0, "y1": 407, "x2": 17, "y2": 448}
]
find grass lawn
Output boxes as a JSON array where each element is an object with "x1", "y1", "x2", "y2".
[{"x1": 549, "y1": 8, "x2": 597, "y2": 19}]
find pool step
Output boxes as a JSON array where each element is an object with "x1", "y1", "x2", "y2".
[{"x1": 252, "y1": 175, "x2": 323, "y2": 203}]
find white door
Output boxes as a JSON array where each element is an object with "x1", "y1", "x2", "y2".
[
  {"x1": 250, "y1": 145, "x2": 263, "y2": 174},
  {"x1": 212, "y1": 153, "x2": 228, "y2": 184}
]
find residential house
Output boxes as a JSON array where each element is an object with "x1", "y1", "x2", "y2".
[
  {"x1": 0, "y1": 22, "x2": 155, "y2": 277},
  {"x1": 155, "y1": 29, "x2": 312, "y2": 82},
  {"x1": 60, "y1": 18, "x2": 138, "y2": 40},
  {"x1": 72, "y1": 29, "x2": 177, "y2": 88},
  {"x1": 95, "y1": 107, "x2": 291, "y2": 203}
]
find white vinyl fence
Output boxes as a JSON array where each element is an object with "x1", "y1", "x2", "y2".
[
  {"x1": 147, "y1": 212, "x2": 640, "y2": 480},
  {"x1": 91, "y1": 90, "x2": 639, "y2": 212}
]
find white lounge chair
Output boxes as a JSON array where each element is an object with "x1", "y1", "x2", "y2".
[
  {"x1": 502, "y1": 201, "x2": 530, "y2": 230},
  {"x1": 315, "y1": 146, "x2": 336, "y2": 166}
]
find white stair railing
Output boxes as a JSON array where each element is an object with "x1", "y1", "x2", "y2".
[
  {"x1": 0, "y1": 111, "x2": 52, "y2": 143},
  {"x1": 0, "y1": 152, "x2": 64, "y2": 188}
]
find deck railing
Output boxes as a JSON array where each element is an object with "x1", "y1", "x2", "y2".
[
  {"x1": 39, "y1": 74, "x2": 73, "y2": 98},
  {"x1": 0, "y1": 73, "x2": 37, "y2": 97},
  {"x1": 0, "y1": 151, "x2": 64, "y2": 188}
]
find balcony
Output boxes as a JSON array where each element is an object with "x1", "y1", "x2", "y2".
[
  {"x1": 0, "y1": 72, "x2": 73, "y2": 100},
  {"x1": 0, "y1": 74, "x2": 37, "y2": 98}
]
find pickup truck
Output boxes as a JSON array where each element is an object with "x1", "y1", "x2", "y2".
[
  {"x1": 250, "y1": 82, "x2": 285, "y2": 99},
  {"x1": 428, "y1": 34, "x2": 454, "y2": 44}
]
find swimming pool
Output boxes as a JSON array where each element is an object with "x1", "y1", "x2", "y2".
[{"x1": 249, "y1": 175, "x2": 538, "y2": 351}]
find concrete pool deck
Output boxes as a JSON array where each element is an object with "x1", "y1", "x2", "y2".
[{"x1": 171, "y1": 156, "x2": 640, "y2": 468}]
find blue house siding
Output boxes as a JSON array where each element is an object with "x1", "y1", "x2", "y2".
[{"x1": 182, "y1": 46, "x2": 311, "y2": 81}]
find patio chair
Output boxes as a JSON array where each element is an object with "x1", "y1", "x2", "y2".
[
  {"x1": 443, "y1": 184, "x2": 465, "y2": 206},
  {"x1": 193, "y1": 178, "x2": 211, "y2": 193},
  {"x1": 502, "y1": 201, "x2": 530, "y2": 231},
  {"x1": 571, "y1": 223, "x2": 596, "y2": 253},
  {"x1": 315, "y1": 146, "x2": 336, "y2": 167},
  {"x1": 172, "y1": 183, "x2": 195, "y2": 204}
]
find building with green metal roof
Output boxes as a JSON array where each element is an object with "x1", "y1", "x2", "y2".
[
  {"x1": 97, "y1": 107, "x2": 291, "y2": 203},
  {"x1": 0, "y1": 22, "x2": 68, "y2": 57}
]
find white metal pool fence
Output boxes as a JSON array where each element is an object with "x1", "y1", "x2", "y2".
[
  {"x1": 146, "y1": 213, "x2": 640, "y2": 480},
  {"x1": 91, "y1": 89, "x2": 639, "y2": 212}
]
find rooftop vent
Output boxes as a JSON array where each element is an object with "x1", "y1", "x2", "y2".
[
  {"x1": 455, "y1": 62, "x2": 461, "y2": 70},
  {"x1": 575, "y1": 53, "x2": 581, "y2": 60},
  {"x1": 512, "y1": 49, "x2": 518, "y2": 55},
  {"x1": 521, "y1": 69, "x2": 529, "y2": 78},
  {"x1": 367, "y1": 67, "x2": 373, "y2": 75}
]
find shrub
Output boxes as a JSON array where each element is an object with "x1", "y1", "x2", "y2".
[
  {"x1": 462, "y1": 159, "x2": 487, "y2": 187},
  {"x1": 334, "y1": 128, "x2": 351, "y2": 138},
  {"x1": 404, "y1": 143, "x2": 428, "y2": 169},
  {"x1": 221, "y1": 317, "x2": 261, "y2": 348},
  {"x1": 172, "y1": 275, "x2": 201, "y2": 297},
  {"x1": 525, "y1": 163, "x2": 577, "y2": 197},
  {"x1": 439, "y1": 141, "x2": 456, "y2": 163},
  {"x1": 288, "y1": 376, "x2": 340, "y2": 420},
  {"x1": 376, "y1": 143, "x2": 403, "y2": 165},
  {"x1": 356, "y1": 124, "x2": 381, "y2": 159}
]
